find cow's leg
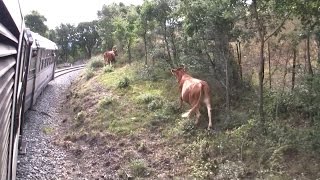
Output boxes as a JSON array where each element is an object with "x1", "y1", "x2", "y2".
[
  {"x1": 178, "y1": 96, "x2": 183, "y2": 109},
  {"x1": 204, "y1": 98, "x2": 212, "y2": 130},
  {"x1": 195, "y1": 109, "x2": 201, "y2": 125}
]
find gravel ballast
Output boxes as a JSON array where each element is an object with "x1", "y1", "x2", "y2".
[{"x1": 16, "y1": 71, "x2": 84, "y2": 180}]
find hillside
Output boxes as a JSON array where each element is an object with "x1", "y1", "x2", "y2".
[{"x1": 52, "y1": 56, "x2": 320, "y2": 179}]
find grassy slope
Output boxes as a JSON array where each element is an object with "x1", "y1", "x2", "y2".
[{"x1": 63, "y1": 56, "x2": 319, "y2": 179}]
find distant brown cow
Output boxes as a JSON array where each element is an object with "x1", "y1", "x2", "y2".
[
  {"x1": 171, "y1": 66, "x2": 212, "y2": 130},
  {"x1": 104, "y1": 46, "x2": 118, "y2": 66}
]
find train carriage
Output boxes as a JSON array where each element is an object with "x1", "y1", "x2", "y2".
[
  {"x1": 0, "y1": 0, "x2": 33, "y2": 179},
  {"x1": 24, "y1": 32, "x2": 57, "y2": 110},
  {"x1": 0, "y1": 0, "x2": 58, "y2": 179}
]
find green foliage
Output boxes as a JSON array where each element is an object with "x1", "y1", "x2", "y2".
[
  {"x1": 25, "y1": 11, "x2": 48, "y2": 36},
  {"x1": 265, "y1": 75, "x2": 320, "y2": 121},
  {"x1": 134, "y1": 65, "x2": 159, "y2": 81},
  {"x1": 136, "y1": 93, "x2": 159, "y2": 104},
  {"x1": 89, "y1": 59, "x2": 105, "y2": 69},
  {"x1": 147, "y1": 99, "x2": 163, "y2": 111},
  {"x1": 85, "y1": 68, "x2": 95, "y2": 80},
  {"x1": 103, "y1": 66, "x2": 114, "y2": 73},
  {"x1": 117, "y1": 77, "x2": 130, "y2": 88},
  {"x1": 77, "y1": 21, "x2": 100, "y2": 59},
  {"x1": 99, "y1": 96, "x2": 114, "y2": 109},
  {"x1": 55, "y1": 24, "x2": 77, "y2": 63},
  {"x1": 42, "y1": 126, "x2": 54, "y2": 135},
  {"x1": 162, "y1": 101, "x2": 178, "y2": 115},
  {"x1": 191, "y1": 160, "x2": 217, "y2": 179},
  {"x1": 129, "y1": 159, "x2": 149, "y2": 177}
]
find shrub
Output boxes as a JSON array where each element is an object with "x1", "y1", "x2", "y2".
[
  {"x1": 135, "y1": 66, "x2": 158, "y2": 81},
  {"x1": 85, "y1": 68, "x2": 94, "y2": 80},
  {"x1": 89, "y1": 59, "x2": 104, "y2": 69},
  {"x1": 103, "y1": 66, "x2": 114, "y2": 73},
  {"x1": 162, "y1": 101, "x2": 179, "y2": 115},
  {"x1": 99, "y1": 96, "x2": 113, "y2": 109},
  {"x1": 136, "y1": 94, "x2": 159, "y2": 104},
  {"x1": 118, "y1": 77, "x2": 130, "y2": 89},
  {"x1": 147, "y1": 100, "x2": 163, "y2": 111},
  {"x1": 129, "y1": 159, "x2": 148, "y2": 177}
]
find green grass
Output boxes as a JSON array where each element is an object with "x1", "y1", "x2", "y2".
[
  {"x1": 68, "y1": 58, "x2": 320, "y2": 179},
  {"x1": 89, "y1": 62, "x2": 179, "y2": 135},
  {"x1": 43, "y1": 126, "x2": 54, "y2": 135},
  {"x1": 128, "y1": 159, "x2": 149, "y2": 177}
]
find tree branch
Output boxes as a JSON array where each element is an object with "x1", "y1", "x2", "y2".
[{"x1": 265, "y1": 13, "x2": 291, "y2": 41}]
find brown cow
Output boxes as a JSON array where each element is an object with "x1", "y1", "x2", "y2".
[
  {"x1": 104, "y1": 46, "x2": 118, "y2": 66},
  {"x1": 171, "y1": 67, "x2": 212, "y2": 130}
]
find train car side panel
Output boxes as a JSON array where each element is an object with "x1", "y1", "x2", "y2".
[{"x1": 0, "y1": 0, "x2": 20, "y2": 178}]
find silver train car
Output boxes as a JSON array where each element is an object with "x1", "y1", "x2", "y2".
[
  {"x1": 0, "y1": 0, "x2": 57, "y2": 179},
  {"x1": 25, "y1": 32, "x2": 57, "y2": 110}
]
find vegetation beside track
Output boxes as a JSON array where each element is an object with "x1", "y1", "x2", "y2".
[{"x1": 58, "y1": 56, "x2": 320, "y2": 179}]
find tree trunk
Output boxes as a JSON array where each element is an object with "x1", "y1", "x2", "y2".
[
  {"x1": 316, "y1": 33, "x2": 320, "y2": 64},
  {"x1": 292, "y1": 48, "x2": 297, "y2": 91},
  {"x1": 201, "y1": 34, "x2": 215, "y2": 69},
  {"x1": 163, "y1": 20, "x2": 173, "y2": 67},
  {"x1": 236, "y1": 41, "x2": 243, "y2": 81},
  {"x1": 170, "y1": 27, "x2": 178, "y2": 65},
  {"x1": 304, "y1": 39, "x2": 307, "y2": 74},
  {"x1": 128, "y1": 39, "x2": 132, "y2": 64},
  {"x1": 268, "y1": 42, "x2": 271, "y2": 89},
  {"x1": 258, "y1": 40, "x2": 265, "y2": 122},
  {"x1": 143, "y1": 29, "x2": 148, "y2": 65},
  {"x1": 252, "y1": 0, "x2": 265, "y2": 122},
  {"x1": 225, "y1": 50, "x2": 230, "y2": 121},
  {"x1": 87, "y1": 46, "x2": 92, "y2": 59},
  {"x1": 282, "y1": 52, "x2": 289, "y2": 92},
  {"x1": 306, "y1": 34, "x2": 313, "y2": 76}
]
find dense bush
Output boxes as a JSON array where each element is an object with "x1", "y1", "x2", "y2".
[
  {"x1": 103, "y1": 66, "x2": 114, "y2": 73},
  {"x1": 89, "y1": 58, "x2": 104, "y2": 69},
  {"x1": 117, "y1": 77, "x2": 130, "y2": 88},
  {"x1": 85, "y1": 68, "x2": 95, "y2": 80}
]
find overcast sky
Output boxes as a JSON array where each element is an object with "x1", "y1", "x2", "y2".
[{"x1": 20, "y1": 0, "x2": 143, "y2": 29}]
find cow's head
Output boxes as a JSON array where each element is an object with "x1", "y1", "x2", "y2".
[
  {"x1": 112, "y1": 46, "x2": 118, "y2": 56},
  {"x1": 171, "y1": 66, "x2": 186, "y2": 82}
]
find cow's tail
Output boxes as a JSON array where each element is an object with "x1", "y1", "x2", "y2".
[{"x1": 182, "y1": 83, "x2": 203, "y2": 118}]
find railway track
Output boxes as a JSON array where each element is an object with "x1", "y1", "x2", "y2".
[{"x1": 54, "y1": 64, "x2": 86, "y2": 78}]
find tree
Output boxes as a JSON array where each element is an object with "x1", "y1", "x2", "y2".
[
  {"x1": 154, "y1": 0, "x2": 174, "y2": 67},
  {"x1": 136, "y1": 1, "x2": 156, "y2": 65},
  {"x1": 282, "y1": 0, "x2": 320, "y2": 75},
  {"x1": 25, "y1": 11, "x2": 48, "y2": 36},
  {"x1": 76, "y1": 21, "x2": 100, "y2": 59},
  {"x1": 250, "y1": 0, "x2": 290, "y2": 122},
  {"x1": 55, "y1": 24, "x2": 76, "y2": 63},
  {"x1": 97, "y1": 3, "x2": 120, "y2": 51},
  {"x1": 48, "y1": 29, "x2": 57, "y2": 42}
]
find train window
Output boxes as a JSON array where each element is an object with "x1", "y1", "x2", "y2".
[
  {"x1": 29, "y1": 56, "x2": 36, "y2": 76},
  {"x1": 32, "y1": 49, "x2": 37, "y2": 57}
]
